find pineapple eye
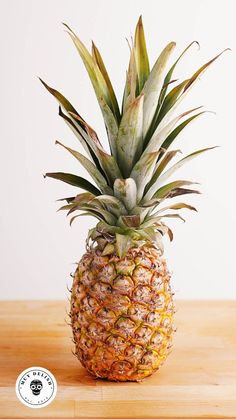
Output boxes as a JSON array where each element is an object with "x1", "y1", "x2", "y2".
[
  {"x1": 97, "y1": 307, "x2": 116, "y2": 326},
  {"x1": 134, "y1": 326, "x2": 152, "y2": 344},
  {"x1": 111, "y1": 361, "x2": 133, "y2": 376},
  {"x1": 134, "y1": 256, "x2": 152, "y2": 269},
  {"x1": 115, "y1": 259, "x2": 135, "y2": 275},
  {"x1": 151, "y1": 332, "x2": 163, "y2": 346},
  {"x1": 107, "y1": 294, "x2": 131, "y2": 311},
  {"x1": 132, "y1": 266, "x2": 152, "y2": 285},
  {"x1": 106, "y1": 335, "x2": 126, "y2": 350},
  {"x1": 151, "y1": 275, "x2": 164, "y2": 290},
  {"x1": 80, "y1": 271, "x2": 93, "y2": 287},
  {"x1": 161, "y1": 316, "x2": 172, "y2": 332},
  {"x1": 87, "y1": 322, "x2": 106, "y2": 340},
  {"x1": 115, "y1": 317, "x2": 136, "y2": 338},
  {"x1": 93, "y1": 282, "x2": 112, "y2": 295},
  {"x1": 76, "y1": 283, "x2": 85, "y2": 298},
  {"x1": 128, "y1": 304, "x2": 148, "y2": 321},
  {"x1": 146, "y1": 311, "x2": 161, "y2": 325},
  {"x1": 81, "y1": 296, "x2": 99, "y2": 310},
  {"x1": 125, "y1": 344, "x2": 143, "y2": 359},
  {"x1": 141, "y1": 350, "x2": 159, "y2": 367},
  {"x1": 97, "y1": 263, "x2": 116, "y2": 283},
  {"x1": 80, "y1": 334, "x2": 93, "y2": 349},
  {"x1": 113, "y1": 276, "x2": 134, "y2": 295},
  {"x1": 133, "y1": 285, "x2": 152, "y2": 302}
]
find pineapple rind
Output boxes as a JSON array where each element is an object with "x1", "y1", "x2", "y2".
[{"x1": 70, "y1": 244, "x2": 175, "y2": 381}]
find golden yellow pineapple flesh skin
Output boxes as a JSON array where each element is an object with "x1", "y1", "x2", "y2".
[{"x1": 70, "y1": 245, "x2": 175, "y2": 381}]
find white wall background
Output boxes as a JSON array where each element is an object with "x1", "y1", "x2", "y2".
[{"x1": 0, "y1": 0, "x2": 235, "y2": 299}]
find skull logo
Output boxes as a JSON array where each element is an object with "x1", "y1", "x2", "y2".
[{"x1": 30, "y1": 379, "x2": 43, "y2": 395}]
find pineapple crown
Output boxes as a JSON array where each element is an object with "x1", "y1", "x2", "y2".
[{"x1": 41, "y1": 16, "x2": 228, "y2": 257}]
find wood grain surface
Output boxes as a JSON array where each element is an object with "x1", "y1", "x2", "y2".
[{"x1": 0, "y1": 300, "x2": 236, "y2": 419}]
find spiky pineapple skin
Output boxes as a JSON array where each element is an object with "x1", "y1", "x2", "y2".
[{"x1": 70, "y1": 244, "x2": 175, "y2": 381}]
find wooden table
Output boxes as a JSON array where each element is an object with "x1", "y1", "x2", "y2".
[{"x1": 0, "y1": 300, "x2": 236, "y2": 418}]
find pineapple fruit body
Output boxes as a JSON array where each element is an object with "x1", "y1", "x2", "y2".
[{"x1": 71, "y1": 244, "x2": 174, "y2": 381}]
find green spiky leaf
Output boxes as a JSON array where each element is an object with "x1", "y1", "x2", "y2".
[
  {"x1": 117, "y1": 95, "x2": 144, "y2": 177},
  {"x1": 167, "y1": 187, "x2": 201, "y2": 198},
  {"x1": 39, "y1": 78, "x2": 79, "y2": 116},
  {"x1": 96, "y1": 148, "x2": 123, "y2": 186},
  {"x1": 155, "y1": 202, "x2": 197, "y2": 213},
  {"x1": 131, "y1": 151, "x2": 159, "y2": 202},
  {"x1": 121, "y1": 215, "x2": 141, "y2": 228},
  {"x1": 77, "y1": 204, "x2": 117, "y2": 224},
  {"x1": 91, "y1": 41, "x2": 121, "y2": 122},
  {"x1": 134, "y1": 16, "x2": 150, "y2": 92},
  {"x1": 143, "y1": 42, "x2": 176, "y2": 137},
  {"x1": 69, "y1": 212, "x2": 94, "y2": 226},
  {"x1": 147, "y1": 150, "x2": 181, "y2": 190},
  {"x1": 150, "y1": 180, "x2": 198, "y2": 201},
  {"x1": 160, "y1": 111, "x2": 206, "y2": 153},
  {"x1": 55, "y1": 141, "x2": 111, "y2": 194},
  {"x1": 58, "y1": 106, "x2": 95, "y2": 159},
  {"x1": 97, "y1": 221, "x2": 123, "y2": 235},
  {"x1": 97, "y1": 99, "x2": 119, "y2": 158},
  {"x1": 157, "y1": 213, "x2": 186, "y2": 222},
  {"x1": 159, "y1": 41, "x2": 200, "y2": 105},
  {"x1": 115, "y1": 233, "x2": 131, "y2": 257},
  {"x1": 63, "y1": 23, "x2": 118, "y2": 120},
  {"x1": 92, "y1": 195, "x2": 127, "y2": 217},
  {"x1": 144, "y1": 107, "x2": 202, "y2": 154},
  {"x1": 44, "y1": 172, "x2": 101, "y2": 195},
  {"x1": 67, "y1": 112, "x2": 122, "y2": 186},
  {"x1": 149, "y1": 146, "x2": 217, "y2": 196},
  {"x1": 155, "y1": 79, "x2": 190, "y2": 127},
  {"x1": 145, "y1": 41, "x2": 200, "y2": 142},
  {"x1": 155, "y1": 48, "x2": 230, "y2": 131},
  {"x1": 113, "y1": 178, "x2": 137, "y2": 211},
  {"x1": 122, "y1": 43, "x2": 138, "y2": 113},
  {"x1": 56, "y1": 196, "x2": 76, "y2": 203},
  {"x1": 102, "y1": 243, "x2": 115, "y2": 255}
]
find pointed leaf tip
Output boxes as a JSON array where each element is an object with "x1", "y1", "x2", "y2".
[
  {"x1": 189, "y1": 40, "x2": 200, "y2": 51},
  {"x1": 195, "y1": 41, "x2": 200, "y2": 50},
  {"x1": 184, "y1": 48, "x2": 231, "y2": 92},
  {"x1": 38, "y1": 77, "x2": 47, "y2": 88},
  {"x1": 134, "y1": 15, "x2": 149, "y2": 93},
  {"x1": 62, "y1": 22, "x2": 75, "y2": 36}
]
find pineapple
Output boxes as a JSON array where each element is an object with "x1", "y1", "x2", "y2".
[{"x1": 41, "y1": 17, "x2": 228, "y2": 381}]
